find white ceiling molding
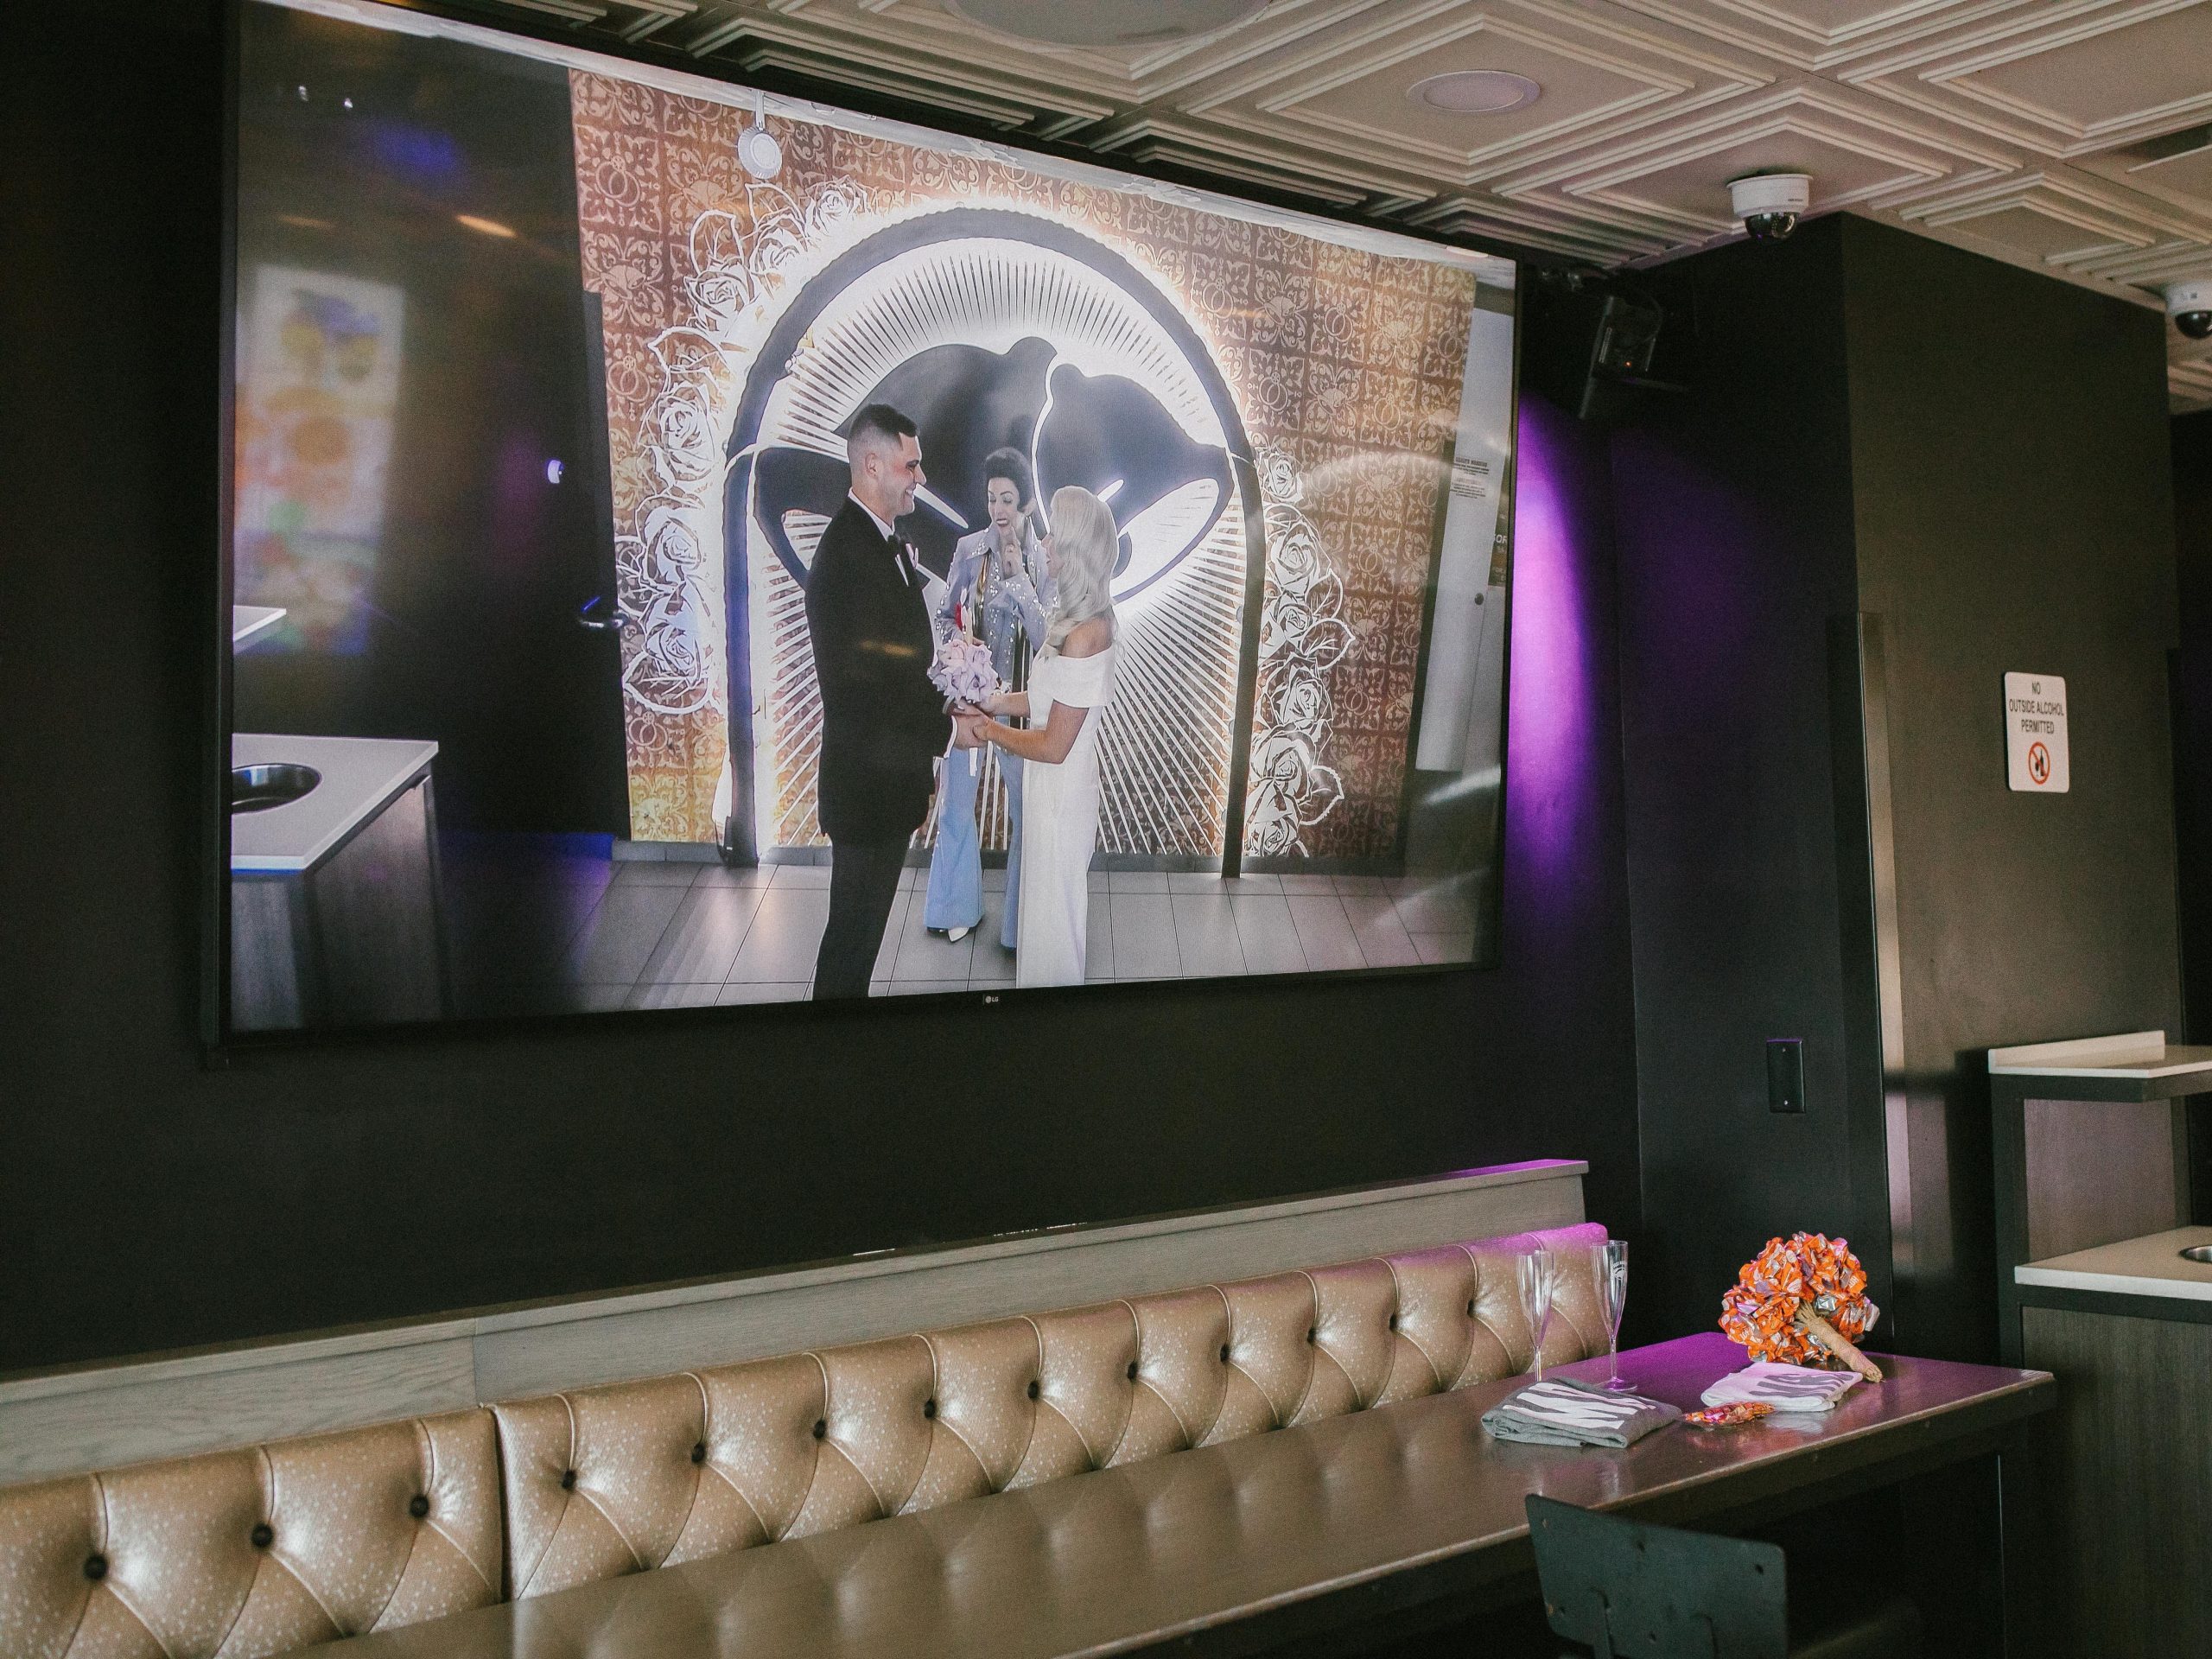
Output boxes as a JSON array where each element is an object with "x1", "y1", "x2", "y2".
[
  {"x1": 1843, "y1": 0, "x2": 2212, "y2": 159},
  {"x1": 2171, "y1": 354, "x2": 2212, "y2": 404},
  {"x1": 1600, "y1": 0, "x2": 2039, "y2": 73},
  {"x1": 1901, "y1": 169, "x2": 2210, "y2": 269},
  {"x1": 1499, "y1": 81, "x2": 2015, "y2": 243},
  {"x1": 753, "y1": 0, "x2": 1395, "y2": 105},
  {"x1": 1084, "y1": 111, "x2": 1440, "y2": 204},
  {"x1": 2080, "y1": 238, "x2": 2212, "y2": 287},
  {"x1": 362, "y1": 0, "x2": 2212, "y2": 407},
  {"x1": 1176, "y1": 3, "x2": 1770, "y2": 188},
  {"x1": 1407, "y1": 189, "x2": 1675, "y2": 258}
]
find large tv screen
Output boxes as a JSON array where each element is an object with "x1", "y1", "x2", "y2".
[{"x1": 218, "y1": 0, "x2": 1519, "y2": 1034}]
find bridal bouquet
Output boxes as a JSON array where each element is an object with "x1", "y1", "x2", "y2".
[
  {"x1": 1718, "y1": 1232, "x2": 1882, "y2": 1382},
  {"x1": 928, "y1": 634, "x2": 1001, "y2": 775}
]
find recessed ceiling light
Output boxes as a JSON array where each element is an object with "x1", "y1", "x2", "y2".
[
  {"x1": 1408, "y1": 70, "x2": 1542, "y2": 115},
  {"x1": 454, "y1": 213, "x2": 518, "y2": 239},
  {"x1": 944, "y1": 0, "x2": 1266, "y2": 48}
]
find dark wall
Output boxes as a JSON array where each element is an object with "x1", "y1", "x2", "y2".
[
  {"x1": 1611, "y1": 213, "x2": 2183, "y2": 1357},
  {"x1": 2170, "y1": 410, "x2": 2212, "y2": 1213},
  {"x1": 2174, "y1": 408, "x2": 2212, "y2": 1052},
  {"x1": 0, "y1": 6, "x2": 1640, "y2": 1373},
  {"x1": 1839, "y1": 216, "x2": 2182, "y2": 1359},
  {"x1": 1606, "y1": 218, "x2": 1888, "y2": 1344}
]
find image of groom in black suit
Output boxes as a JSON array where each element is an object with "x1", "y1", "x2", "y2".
[{"x1": 806, "y1": 404, "x2": 978, "y2": 998}]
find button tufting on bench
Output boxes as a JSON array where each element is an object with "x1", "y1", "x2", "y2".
[
  {"x1": 0, "y1": 1408, "x2": 504, "y2": 1659},
  {"x1": 486, "y1": 1224, "x2": 1609, "y2": 1604}
]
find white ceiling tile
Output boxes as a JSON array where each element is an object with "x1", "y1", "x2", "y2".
[
  {"x1": 1924, "y1": 200, "x2": 2146, "y2": 263},
  {"x1": 1942, "y1": 3, "x2": 2212, "y2": 137},
  {"x1": 1167, "y1": 3, "x2": 1770, "y2": 186},
  {"x1": 2125, "y1": 143, "x2": 2212, "y2": 213},
  {"x1": 1257, "y1": 20, "x2": 1684, "y2": 167},
  {"x1": 1500, "y1": 83, "x2": 2013, "y2": 238},
  {"x1": 2072, "y1": 137, "x2": 2212, "y2": 223},
  {"x1": 2075, "y1": 237, "x2": 2212, "y2": 287},
  {"x1": 449, "y1": 0, "x2": 2210, "y2": 364},
  {"x1": 1847, "y1": 0, "x2": 2212, "y2": 156},
  {"x1": 1597, "y1": 0, "x2": 2036, "y2": 71},
  {"x1": 2170, "y1": 354, "x2": 2212, "y2": 410},
  {"x1": 1904, "y1": 168, "x2": 2210, "y2": 251}
]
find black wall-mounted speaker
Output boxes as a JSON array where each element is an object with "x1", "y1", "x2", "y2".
[{"x1": 1523, "y1": 279, "x2": 1670, "y2": 422}]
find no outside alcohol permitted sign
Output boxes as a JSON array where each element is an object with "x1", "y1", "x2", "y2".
[{"x1": 2005, "y1": 672, "x2": 2069, "y2": 794}]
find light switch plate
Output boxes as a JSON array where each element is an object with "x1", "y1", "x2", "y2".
[{"x1": 1766, "y1": 1039, "x2": 1804, "y2": 1114}]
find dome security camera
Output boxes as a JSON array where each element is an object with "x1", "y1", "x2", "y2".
[
  {"x1": 1728, "y1": 173, "x2": 1811, "y2": 244},
  {"x1": 2170, "y1": 280, "x2": 2212, "y2": 341}
]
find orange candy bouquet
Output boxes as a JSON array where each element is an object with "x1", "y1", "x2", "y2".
[{"x1": 1718, "y1": 1232, "x2": 1883, "y2": 1382}]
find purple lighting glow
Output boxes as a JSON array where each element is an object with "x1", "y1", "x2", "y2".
[{"x1": 1504, "y1": 398, "x2": 1605, "y2": 891}]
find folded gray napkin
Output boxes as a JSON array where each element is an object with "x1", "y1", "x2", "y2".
[
  {"x1": 1700, "y1": 1361, "x2": 1859, "y2": 1414},
  {"x1": 1481, "y1": 1377, "x2": 1683, "y2": 1448}
]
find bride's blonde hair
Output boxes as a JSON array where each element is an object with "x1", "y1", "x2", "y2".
[{"x1": 1043, "y1": 486, "x2": 1116, "y2": 650}]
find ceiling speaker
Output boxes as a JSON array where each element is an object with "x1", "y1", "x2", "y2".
[{"x1": 1407, "y1": 71, "x2": 1542, "y2": 115}]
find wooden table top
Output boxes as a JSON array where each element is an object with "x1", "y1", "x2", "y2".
[{"x1": 307, "y1": 1333, "x2": 2052, "y2": 1659}]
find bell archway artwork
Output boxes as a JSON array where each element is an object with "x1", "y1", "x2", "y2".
[{"x1": 722, "y1": 207, "x2": 1267, "y2": 866}]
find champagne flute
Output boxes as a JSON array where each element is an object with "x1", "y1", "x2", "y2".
[
  {"x1": 1517, "y1": 1248, "x2": 1556, "y2": 1381},
  {"x1": 1593, "y1": 1238, "x2": 1631, "y2": 1391}
]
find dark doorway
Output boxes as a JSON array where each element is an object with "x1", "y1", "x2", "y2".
[{"x1": 230, "y1": 6, "x2": 628, "y2": 837}]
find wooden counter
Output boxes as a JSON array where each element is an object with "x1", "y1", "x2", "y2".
[
  {"x1": 302, "y1": 1333, "x2": 2052, "y2": 1659},
  {"x1": 2018, "y1": 1224, "x2": 2212, "y2": 1309},
  {"x1": 1989, "y1": 1033, "x2": 2212, "y2": 1654},
  {"x1": 1987, "y1": 1030, "x2": 2212, "y2": 1363}
]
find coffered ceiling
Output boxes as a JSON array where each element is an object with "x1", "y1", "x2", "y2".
[{"x1": 421, "y1": 0, "x2": 2212, "y2": 408}]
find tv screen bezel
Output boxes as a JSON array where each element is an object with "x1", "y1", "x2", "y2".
[{"x1": 205, "y1": 0, "x2": 1526, "y2": 1052}]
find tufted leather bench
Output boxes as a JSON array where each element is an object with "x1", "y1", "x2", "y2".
[
  {"x1": 0, "y1": 1409, "x2": 502, "y2": 1658},
  {"x1": 494, "y1": 1223, "x2": 1607, "y2": 1600},
  {"x1": 0, "y1": 1222, "x2": 1605, "y2": 1655}
]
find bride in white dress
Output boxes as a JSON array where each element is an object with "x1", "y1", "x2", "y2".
[{"x1": 956, "y1": 486, "x2": 1118, "y2": 988}]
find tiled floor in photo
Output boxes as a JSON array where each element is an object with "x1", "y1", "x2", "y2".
[{"x1": 439, "y1": 839, "x2": 1484, "y2": 1016}]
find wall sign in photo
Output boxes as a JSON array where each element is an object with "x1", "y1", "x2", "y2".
[
  {"x1": 217, "y1": 0, "x2": 1520, "y2": 1035},
  {"x1": 2004, "y1": 672, "x2": 2069, "y2": 794}
]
